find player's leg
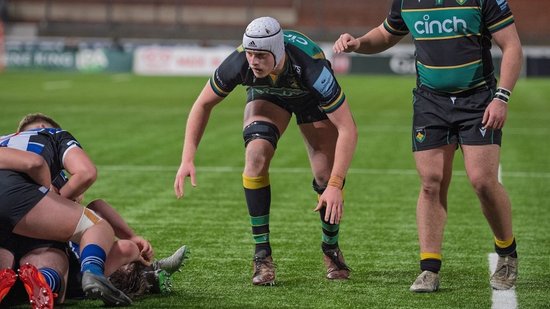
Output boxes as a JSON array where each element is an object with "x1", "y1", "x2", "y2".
[
  {"x1": 242, "y1": 99, "x2": 291, "y2": 285},
  {"x1": 299, "y1": 118, "x2": 351, "y2": 279},
  {"x1": 0, "y1": 247, "x2": 16, "y2": 304},
  {"x1": 462, "y1": 144, "x2": 517, "y2": 289},
  {"x1": 409, "y1": 88, "x2": 459, "y2": 292},
  {"x1": 457, "y1": 88, "x2": 517, "y2": 290},
  {"x1": 12, "y1": 192, "x2": 131, "y2": 305},
  {"x1": 462, "y1": 145, "x2": 513, "y2": 243},
  {"x1": 104, "y1": 239, "x2": 141, "y2": 276},
  {"x1": 410, "y1": 144, "x2": 455, "y2": 292},
  {"x1": 12, "y1": 192, "x2": 114, "y2": 274},
  {"x1": 20, "y1": 247, "x2": 68, "y2": 306},
  {"x1": 0, "y1": 247, "x2": 15, "y2": 268}
]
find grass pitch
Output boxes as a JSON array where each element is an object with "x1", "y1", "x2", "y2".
[{"x1": 1, "y1": 72, "x2": 549, "y2": 308}]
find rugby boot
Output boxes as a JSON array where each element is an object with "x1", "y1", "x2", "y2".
[
  {"x1": 18, "y1": 263, "x2": 55, "y2": 309},
  {"x1": 490, "y1": 255, "x2": 518, "y2": 290},
  {"x1": 0, "y1": 268, "x2": 17, "y2": 303},
  {"x1": 323, "y1": 247, "x2": 351, "y2": 279},
  {"x1": 82, "y1": 271, "x2": 132, "y2": 306},
  {"x1": 144, "y1": 269, "x2": 173, "y2": 294},
  {"x1": 153, "y1": 245, "x2": 189, "y2": 275},
  {"x1": 252, "y1": 250, "x2": 275, "y2": 286},
  {"x1": 410, "y1": 270, "x2": 440, "y2": 292}
]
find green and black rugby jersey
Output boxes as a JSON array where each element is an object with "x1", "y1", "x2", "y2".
[
  {"x1": 384, "y1": 0, "x2": 515, "y2": 94},
  {"x1": 209, "y1": 30, "x2": 346, "y2": 113}
]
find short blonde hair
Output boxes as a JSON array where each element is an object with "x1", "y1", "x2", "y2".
[{"x1": 17, "y1": 113, "x2": 62, "y2": 132}]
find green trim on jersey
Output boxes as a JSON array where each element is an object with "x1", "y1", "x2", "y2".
[
  {"x1": 384, "y1": 19, "x2": 409, "y2": 35},
  {"x1": 283, "y1": 30, "x2": 326, "y2": 60},
  {"x1": 487, "y1": 15, "x2": 514, "y2": 33},
  {"x1": 402, "y1": 6, "x2": 482, "y2": 40},
  {"x1": 417, "y1": 59, "x2": 488, "y2": 92},
  {"x1": 209, "y1": 76, "x2": 229, "y2": 97}
]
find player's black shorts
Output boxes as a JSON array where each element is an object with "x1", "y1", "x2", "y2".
[
  {"x1": 412, "y1": 86, "x2": 502, "y2": 152},
  {"x1": 0, "y1": 233, "x2": 67, "y2": 264},
  {"x1": 246, "y1": 88, "x2": 328, "y2": 124},
  {"x1": 0, "y1": 170, "x2": 49, "y2": 240}
]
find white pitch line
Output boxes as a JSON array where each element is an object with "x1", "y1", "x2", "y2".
[
  {"x1": 489, "y1": 253, "x2": 518, "y2": 309},
  {"x1": 95, "y1": 165, "x2": 550, "y2": 179},
  {"x1": 111, "y1": 74, "x2": 132, "y2": 83},
  {"x1": 42, "y1": 80, "x2": 73, "y2": 91}
]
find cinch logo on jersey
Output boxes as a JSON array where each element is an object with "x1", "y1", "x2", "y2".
[
  {"x1": 403, "y1": 8, "x2": 481, "y2": 40},
  {"x1": 284, "y1": 33, "x2": 309, "y2": 47},
  {"x1": 414, "y1": 15, "x2": 467, "y2": 35}
]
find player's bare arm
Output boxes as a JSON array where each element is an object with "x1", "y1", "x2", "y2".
[
  {"x1": 314, "y1": 100, "x2": 358, "y2": 224},
  {"x1": 174, "y1": 82, "x2": 225, "y2": 198},
  {"x1": 60, "y1": 147, "x2": 97, "y2": 201},
  {"x1": 87, "y1": 199, "x2": 154, "y2": 265},
  {"x1": 483, "y1": 24, "x2": 523, "y2": 130},
  {"x1": 334, "y1": 24, "x2": 402, "y2": 55},
  {"x1": 0, "y1": 147, "x2": 51, "y2": 187}
]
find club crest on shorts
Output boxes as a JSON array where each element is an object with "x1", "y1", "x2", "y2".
[{"x1": 415, "y1": 128, "x2": 426, "y2": 143}]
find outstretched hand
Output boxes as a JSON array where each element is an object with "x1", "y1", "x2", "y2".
[
  {"x1": 333, "y1": 33, "x2": 360, "y2": 54},
  {"x1": 314, "y1": 186, "x2": 344, "y2": 224},
  {"x1": 174, "y1": 162, "x2": 197, "y2": 199}
]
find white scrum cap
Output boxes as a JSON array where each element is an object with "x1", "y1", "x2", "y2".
[{"x1": 242, "y1": 16, "x2": 285, "y2": 68}]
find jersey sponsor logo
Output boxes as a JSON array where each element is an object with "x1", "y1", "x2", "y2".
[
  {"x1": 414, "y1": 14, "x2": 467, "y2": 35},
  {"x1": 284, "y1": 33, "x2": 309, "y2": 47},
  {"x1": 253, "y1": 86, "x2": 307, "y2": 97},
  {"x1": 313, "y1": 67, "x2": 336, "y2": 98},
  {"x1": 456, "y1": 0, "x2": 467, "y2": 5},
  {"x1": 415, "y1": 128, "x2": 426, "y2": 143}
]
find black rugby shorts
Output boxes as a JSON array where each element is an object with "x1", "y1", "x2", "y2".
[{"x1": 411, "y1": 87, "x2": 502, "y2": 152}]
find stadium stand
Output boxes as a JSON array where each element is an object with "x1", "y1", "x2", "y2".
[{"x1": 2, "y1": 0, "x2": 549, "y2": 44}]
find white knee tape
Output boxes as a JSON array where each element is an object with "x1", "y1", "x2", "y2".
[{"x1": 69, "y1": 208, "x2": 102, "y2": 243}]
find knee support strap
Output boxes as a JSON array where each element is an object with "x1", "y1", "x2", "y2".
[
  {"x1": 70, "y1": 208, "x2": 102, "y2": 243},
  {"x1": 243, "y1": 121, "x2": 280, "y2": 149}
]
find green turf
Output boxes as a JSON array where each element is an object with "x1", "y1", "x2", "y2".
[{"x1": 1, "y1": 72, "x2": 549, "y2": 308}]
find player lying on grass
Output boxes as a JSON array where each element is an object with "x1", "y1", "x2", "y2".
[
  {"x1": 1, "y1": 146, "x2": 188, "y2": 307},
  {"x1": 0, "y1": 113, "x2": 130, "y2": 306},
  {"x1": 0, "y1": 114, "x2": 190, "y2": 308}
]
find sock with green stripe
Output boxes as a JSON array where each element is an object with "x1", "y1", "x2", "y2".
[
  {"x1": 312, "y1": 179, "x2": 341, "y2": 252},
  {"x1": 243, "y1": 174, "x2": 272, "y2": 257}
]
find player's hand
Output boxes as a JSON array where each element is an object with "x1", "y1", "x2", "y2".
[
  {"x1": 174, "y1": 162, "x2": 197, "y2": 199},
  {"x1": 482, "y1": 99, "x2": 508, "y2": 129},
  {"x1": 333, "y1": 33, "x2": 360, "y2": 54},
  {"x1": 314, "y1": 186, "x2": 344, "y2": 224},
  {"x1": 131, "y1": 235, "x2": 154, "y2": 265}
]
